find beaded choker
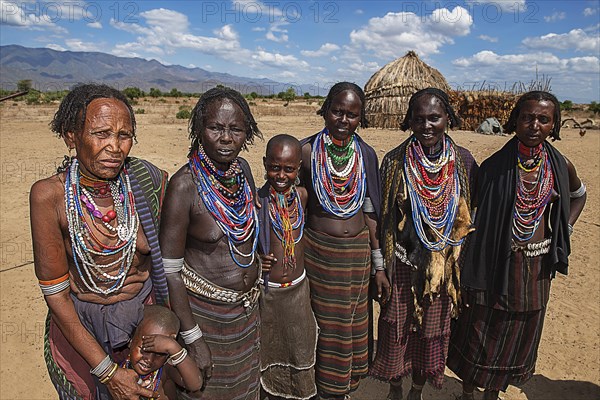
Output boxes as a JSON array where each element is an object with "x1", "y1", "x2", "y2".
[
  {"x1": 189, "y1": 146, "x2": 259, "y2": 268},
  {"x1": 404, "y1": 136, "x2": 463, "y2": 251},
  {"x1": 268, "y1": 186, "x2": 304, "y2": 271},
  {"x1": 311, "y1": 128, "x2": 366, "y2": 218},
  {"x1": 65, "y1": 159, "x2": 139, "y2": 295},
  {"x1": 513, "y1": 141, "x2": 554, "y2": 243}
]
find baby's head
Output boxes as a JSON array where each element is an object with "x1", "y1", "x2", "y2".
[{"x1": 129, "y1": 305, "x2": 180, "y2": 375}]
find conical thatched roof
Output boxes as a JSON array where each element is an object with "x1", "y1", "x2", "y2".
[{"x1": 364, "y1": 51, "x2": 450, "y2": 129}]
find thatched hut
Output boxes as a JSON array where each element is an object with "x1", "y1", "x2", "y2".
[{"x1": 364, "y1": 51, "x2": 450, "y2": 129}]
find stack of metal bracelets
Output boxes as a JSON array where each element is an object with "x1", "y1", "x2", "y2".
[
  {"x1": 168, "y1": 348, "x2": 188, "y2": 366},
  {"x1": 91, "y1": 355, "x2": 118, "y2": 384}
]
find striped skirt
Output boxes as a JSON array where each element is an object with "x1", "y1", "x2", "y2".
[
  {"x1": 304, "y1": 227, "x2": 371, "y2": 397},
  {"x1": 369, "y1": 260, "x2": 452, "y2": 389},
  {"x1": 179, "y1": 293, "x2": 261, "y2": 400}
]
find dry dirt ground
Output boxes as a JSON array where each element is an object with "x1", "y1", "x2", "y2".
[{"x1": 1, "y1": 99, "x2": 598, "y2": 399}]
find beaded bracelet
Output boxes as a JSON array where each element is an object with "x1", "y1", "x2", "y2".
[
  {"x1": 168, "y1": 348, "x2": 188, "y2": 366},
  {"x1": 99, "y1": 363, "x2": 118, "y2": 384},
  {"x1": 180, "y1": 324, "x2": 203, "y2": 344}
]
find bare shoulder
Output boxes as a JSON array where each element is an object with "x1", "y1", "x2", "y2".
[
  {"x1": 167, "y1": 164, "x2": 196, "y2": 196},
  {"x1": 297, "y1": 186, "x2": 308, "y2": 208},
  {"x1": 30, "y1": 174, "x2": 64, "y2": 206}
]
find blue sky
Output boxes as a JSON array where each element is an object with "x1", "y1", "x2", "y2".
[{"x1": 1, "y1": 0, "x2": 599, "y2": 102}]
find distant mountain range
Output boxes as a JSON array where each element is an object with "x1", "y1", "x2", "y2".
[{"x1": 0, "y1": 45, "x2": 321, "y2": 95}]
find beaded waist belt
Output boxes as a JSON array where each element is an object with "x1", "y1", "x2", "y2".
[
  {"x1": 181, "y1": 263, "x2": 260, "y2": 308},
  {"x1": 511, "y1": 238, "x2": 552, "y2": 258},
  {"x1": 260, "y1": 269, "x2": 306, "y2": 288}
]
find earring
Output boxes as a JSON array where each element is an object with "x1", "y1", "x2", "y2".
[
  {"x1": 294, "y1": 176, "x2": 300, "y2": 186},
  {"x1": 264, "y1": 173, "x2": 268, "y2": 180}
]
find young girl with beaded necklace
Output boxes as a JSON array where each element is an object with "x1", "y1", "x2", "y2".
[
  {"x1": 447, "y1": 91, "x2": 587, "y2": 400},
  {"x1": 256, "y1": 134, "x2": 318, "y2": 400},
  {"x1": 370, "y1": 88, "x2": 478, "y2": 400},
  {"x1": 299, "y1": 82, "x2": 383, "y2": 400}
]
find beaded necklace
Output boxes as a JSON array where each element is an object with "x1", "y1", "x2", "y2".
[
  {"x1": 189, "y1": 146, "x2": 259, "y2": 268},
  {"x1": 64, "y1": 159, "x2": 139, "y2": 295},
  {"x1": 121, "y1": 357, "x2": 162, "y2": 399},
  {"x1": 311, "y1": 128, "x2": 366, "y2": 217},
  {"x1": 512, "y1": 141, "x2": 554, "y2": 243},
  {"x1": 268, "y1": 185, "x2": 304, "y2": 271},
  {"x1": 404, "y1": 136, "x2": 463, "y2": 251}
]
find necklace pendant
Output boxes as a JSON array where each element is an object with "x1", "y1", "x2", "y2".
[{"x1": 117, "y1": 224, "x2": 129, "y2": 241}]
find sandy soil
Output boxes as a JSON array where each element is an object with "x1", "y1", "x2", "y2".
[{"x1": 1, "y1": 99, "x2": 598, "y2": 399}]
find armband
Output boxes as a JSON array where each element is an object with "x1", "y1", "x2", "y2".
[
  {"x1": 371, "y1": 249, "x2": 385, "y2": 275},
  {"x1": 38, "y1": 273, "x2": 70, "y2": 296},
  {"x1": 362, "y1": 197, "x2": 375, "y2": 213},
  {"x1": 180, "y1": 324, "x2": 203, "y2": 344},
  {"x1": 90, "y1": 355, "x2": 113, "y2": 377},
  {"x1": 570, "y1": 182, "x2": 586, "y2": 199},
  {"x1": 168, "y1": 348, "x2": 188, "y2": 366},
  {"x1": 163, "y1": 258, "x2": 184, "y2": 274}
]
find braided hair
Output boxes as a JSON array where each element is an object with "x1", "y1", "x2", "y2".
[
  {"x1": 504, "y1": 91, "x2": 562, "y2": 141},
  {"x1": 400, "y1": 88, "x2": 460, "y2": 131},
  {"x1": 189, "y1": 87, "x2": 262, "y2": 156},
  {"x1": 50, "y1": 83, "x2": 136, "y2": 139},
  {"x1": 317, "y1": 82, "x2": 369, "y2": 128}
]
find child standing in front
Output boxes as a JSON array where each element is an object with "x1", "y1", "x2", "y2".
[
  {"x1": 121, "y1": 305, "x2": 203, "y2": 399},
  {"x1": 257, "y1": 134, "x2": 318, "y2": 400}
]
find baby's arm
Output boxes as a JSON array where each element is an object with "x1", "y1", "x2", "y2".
[{"x1": 142, "y1": 335, "x2": 203, "y2": 393}]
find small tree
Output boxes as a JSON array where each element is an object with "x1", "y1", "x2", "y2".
[
  {"x1": 588, "y1": 101, "x2": 600, "y2": 115},
  {"x1": 17, "y1": 79, "x2": 33, "y2": 92},
  {"x1": 170, "y1": 88, "x2": 183, "y2": 98},
  {"x1": 149, "y1": 87, "x2": 162, "y2": 98},
  {"x1": 560, "y1": 100, "x2": 573, "y2": 111},
  {"x1": 249, "y1": 92, "x2": 258, "y2": 99},
  {"x1": 123, "y1": 87, "x2": 144, "y2": 100}
]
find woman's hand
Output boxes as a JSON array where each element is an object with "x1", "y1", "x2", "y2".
[
  {"x1": 374, "y1": 270, "x2": 391, "y2": 305},
  {"x1": 106, "y1": 367, "x2": 158, "y2": 400},
  {"x1": 188, "y1": 337, "x2": 213, "y2": 388},
  {"x1": 259, "y1": 253, "x2": 277, "y2": 274}
]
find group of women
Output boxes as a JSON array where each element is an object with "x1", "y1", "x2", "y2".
[{"x1": 31, "y1": 81, "x2": 586, "y2": 400}]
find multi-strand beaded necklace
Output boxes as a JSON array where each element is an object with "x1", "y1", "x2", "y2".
[
  {"x1": 121, "y1": 357, "x2": 162, "y2": 398},
  {"x1": 65, "y1": 159, "x2": 139, "y2": 295},
  {"x1": 512, "y1": 141, "x2": 554, "y2": 243},
  {"x1": 189, "y1": 145, "x2": 259, "y2": 268},
  {"x1": 404, "y1": 136, "x2": 463, "y2": 251},
  {"x1": 311, "y1": 128, "x2": 366, "y2": 217},
  {"x1": 268, "y1": 185, "x2": 304, "y2": 270}
]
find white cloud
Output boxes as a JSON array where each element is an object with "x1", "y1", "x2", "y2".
[
  {"x1": 337, "y1": 61, "x2": 380, "y2": 77},
  {"x1": 464, "y1": 0, "x2": 525, "y2": 12},
  {"x1": 87, "y1": 21, "x2": 102, "y2": 29},
  {"x1": 0, "y1": 0, "x2": 67, "y2": 33},
  {"x1": 544, "y1": 12, "x2": 566, "y2": 22},
  {"x1": 64, "y1": 38, "x2": 101, "y2": 52},
  {"x1": 252, "y1": 49, "x2": 309, "y2": 69},
  {"x1": 583, "y1": 8, "x2": 597, "y2": 17},
  {"x1": 46, "y1": 43, "x2": 66, "y2": 51},
  {"x1": 452, "y1": 50, "x2": 600, "y2": 74},
  {"x1": 301, "y1": 43, "x2": 340, "y2": 57},
  {"x1": 252, "y1": 27, "x2": 266, "y2": 32},
  {"x1": 355, "y1": 9, "x2": 364, "y2": 15},
  {"x1": 349, "y1": 6, "x2": 472, "y2": 59},
  {"x1": 265, "y1": 20, "x2": 288, "y2": 43},
  {"x1": 478, "y1": 34, "x2": 498, "y2": 43},
  {"x1": 522, "y1": 29, "x2": 600, "y2": 53}
]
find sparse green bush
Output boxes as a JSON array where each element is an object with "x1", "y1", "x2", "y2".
[
  {"x1": 176, "y1": 109, "x2": 192, "y2": 119},
  {"x1": 135, "y1": 108, "x2": 145, "y2": 114}
]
